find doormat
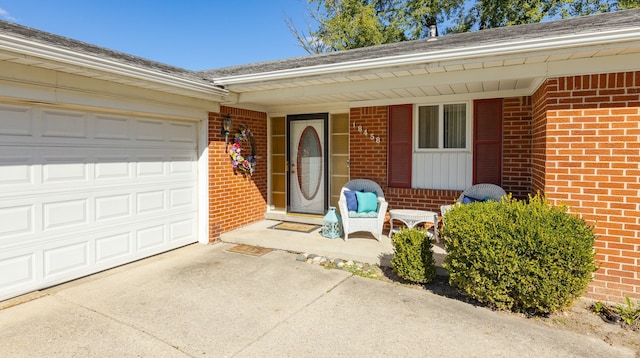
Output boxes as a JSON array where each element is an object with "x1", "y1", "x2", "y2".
[
  {"x1": 270, "y1": 222, "x2": 321, "y2": 233},
  {"x1": 226, "y1": 244, "x2": 274, "y2": 257}
]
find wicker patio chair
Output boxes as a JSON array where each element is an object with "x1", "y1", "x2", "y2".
[
  {"x1": 441, "y1": 183, "x2": 507, "y2": 216},
  {"x1": 439, "y1": 183, "x2": 508, "y2": 244},
  {"x1": 338, "y1": 179, "x2": 388, "y2": 241},
  {"x1": 458, "y1": 183, "x2": 507, "y2": 203}
]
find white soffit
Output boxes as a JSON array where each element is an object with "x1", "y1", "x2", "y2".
[
  {"x1": 216, "y1": 28, "x2": 640, "y2": 93},
  {"x1": 220, "y1": 48, "x2": 640, "y2": 108}
]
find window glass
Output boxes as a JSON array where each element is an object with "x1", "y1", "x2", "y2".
[
  {"x1": 418, "y1": 105, "x2": 438, "y2": 148},
  {"x1": 444, "y1": 103, "x2": 466, "y2": 148},
  {"x1": 417, "y1": 103, "x2": 466, "y2": 149}
]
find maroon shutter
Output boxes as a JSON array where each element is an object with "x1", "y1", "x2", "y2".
[
  {"x1": 473, "y1": 98, "x2": 503, "y2": 185},
  {"x1": 388, "y1": 104, "x2": 412, "y2": 188}
]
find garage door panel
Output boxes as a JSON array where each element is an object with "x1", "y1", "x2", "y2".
[
  {"x1": 43, "y1": 241, "x2": 90, "y2": 278},
  {"x1": 95, "y1": 232, "x2": 133, "y2": 264},
  {"x1": 1, "y1": 148, "x2": 195, "y2": 196},
  {"x1": 1, "y1": 183, "x2": 195, "y2": 239},
  {"x1": 0, "y1": 197, "x2": 42, "y2": 247},
  {"x1": 0, "y1": 102, "x2": 200, "y2": 301},
  {"x1": 95, "y1": 158, "x2": 132, "y2": 180},
  {"x1": 169, "y1": 187, "x2": 195, "y2": 209},
  {"x1": 41, "y1": 110, "x2": 88, "y2": 139},
  {"x1": 0, "y1": 209, "x2": 197, "y2": 299},
  {"x1": 0, "y1": 104, "x2": 32, "y2": 136},
  {"x1": 43, "y1": 199, "x2": 89, "y2": 231},
  {"x1": 95, "y1": 115, "x2": 131, "y2": 140},
  {"x1": 135, "y1": 119, "x2": 165, "y2": 142},
  {"x1": 170, "y1": 155, "x2": 197, "y2": 175},
  {"x1": 136, "y1": 157, "x2": 165, "y2": 176},
  {"x1": 0, "y1": 152, "x2": 35, "y2": 186},
  {"x1": 136, "y1": 224, "x2": 165, "y2": 251},
  {"x1": 0, "y1": 160, "x2": 32, "y2": 185},
  {"x1": 170, "y1": 218, "x2": 196, "y2": 242},
  {"x1": 95, "y1": 194, "x2": 132, "y2": 222},
  {"x1": 0, "y1": 204, "x2": 35, "y2": 237},
  {"x1": 1, "y1": 107, "x2": 196, "y2": 149},
  {"x1": 0, "y1": 253, "x2": 36, "y2": 290},
  {"x1": 42, "y1": 157, "x2": 89, "y2": 183},
  {"x1": 169, "y1": 121, "x2": 198, "y2": 143},
  {"x1": 136, "y1": 190, "x2": 165, "y2": 214}
]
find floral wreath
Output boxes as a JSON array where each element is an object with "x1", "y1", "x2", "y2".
[{"x1": 229, "y1": 125, "x2": 257, "y2": 176}]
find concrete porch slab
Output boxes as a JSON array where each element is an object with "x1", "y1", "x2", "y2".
[{"x1": 220, "y1": 219, "x2": 447, "y2": 268}]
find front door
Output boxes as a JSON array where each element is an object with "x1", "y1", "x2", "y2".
[{"x1": 287, "y1": 114, "x2": 328, "y2": 215}]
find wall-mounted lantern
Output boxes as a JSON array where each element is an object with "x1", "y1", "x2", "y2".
[{"x1": 221, "y1": 114, "x2": 232, "y2": 152}]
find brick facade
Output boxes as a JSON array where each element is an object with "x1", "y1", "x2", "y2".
[
  {"x1": 349, "y1": 107, "x2": 388, "y2": 185},
  {"x1": 208, "y1": 106, "x2": 267, "y2": 242},
  {"x1": 346, "y1": 88, "x2": 640, "y2": 302},
  {"x1": 213, "y1": 74, "x2": 639, "y2": 302},
  {"x1": 349, "y1": 106, "x2": 460, "y2": 213},
  {"x1": 535, "y1": 71, "x2": 640, "y2": 302},
  {"x1": 503, "y1": 97, "x2": 533, "y2": 199},
  {"x1": 349, "y1": 101, "x2": 534, "y2": 212}
]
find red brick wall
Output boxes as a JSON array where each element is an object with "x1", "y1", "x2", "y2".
[
  {"x1": 349, "y1": 106, "x2": 388, "y2": 185},
  {"x1": 503, "y1": 97, "x2": 533, "y2": 199},
  {"x1": 536, "y1": 71, "x2": 640, "y2": 302},
  {"x1": 208, "y1": 106, "x2": 267, "y2": 242},
  {"x1": 349, "y1": 106, "x2": 469, "y2": 212},
  {"x1": 532, "y1": 81, "x2": 552, "y2": 195},
  {"x1": 349, "y1": 101, "x2": 534, "y2": 212}
]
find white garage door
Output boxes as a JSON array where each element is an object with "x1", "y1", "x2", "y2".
[{"x1": 0, "y1": 103, "x2": 199, "y2": 301}]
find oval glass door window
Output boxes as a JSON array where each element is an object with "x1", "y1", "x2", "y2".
[{"x1": 297, "y1": 126, "x2": 322, "y2": 200}]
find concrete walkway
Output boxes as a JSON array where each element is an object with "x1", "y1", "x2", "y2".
[
  {"x1": 0, "y1": 242, "x2": 634, "y2": 357},
  {"x1": 220, "y1": 219, "x2": 447, "y2": 266},
  {"x1": 221, "y1": 219, "x2": 448, "y2": 275}
]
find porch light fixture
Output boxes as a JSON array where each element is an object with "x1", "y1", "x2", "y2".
[{"x1": 221, "y1": 114, "x2": 232, "y2": 152}]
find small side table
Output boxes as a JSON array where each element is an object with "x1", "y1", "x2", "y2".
[{"x1": 389, "y1": 209, "x2": 440, "y2": 243}]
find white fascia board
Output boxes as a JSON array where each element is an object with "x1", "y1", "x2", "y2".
[
  {"x1": 0, "y1": 34, "x2": 228, "y2": 98},
  {"x1": 214, "y1": 28, "x2": 640, "y2": 86},
  {"x1": 231, "y1": 62, "x2": 549, "y2": 104},
  {"x1": 349, "y1": 87, "x2": 538, "y2": 108}
]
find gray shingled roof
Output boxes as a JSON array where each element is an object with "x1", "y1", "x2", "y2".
[
  {"x1": 199, "y1": 8, "x2": 640, "y2": 79},
  {"x1": 2, "y1": 9, "x2": 639, "y2": 84},
  {"x1": 0, "y1": 20, "x2": 214, "y2": 85}
]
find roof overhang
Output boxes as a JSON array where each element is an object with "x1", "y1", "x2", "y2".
[
  {"x1": 0, "y1": 33, "x2": 229, "y2": 101},
  {"x1": 214, "y1": 27, "x2": 640, "y2": 111}
]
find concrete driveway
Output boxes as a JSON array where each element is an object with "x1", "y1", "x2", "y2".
[{"x1": 0, "y1": 243, "x2": 634, "y2": 357}]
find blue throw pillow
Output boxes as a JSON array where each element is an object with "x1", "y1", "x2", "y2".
[
  {"x1": 344, "y1": 190, "x2": 358, "y2": 211},
  {"x1": 355, "y1": 191, "x2": 378, "y2": 213},
  {"x1": 462, "y1": 195, "x2": 483, "y2": 204}
]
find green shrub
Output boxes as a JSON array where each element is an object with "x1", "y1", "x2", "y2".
[
  {"x1": 391, "y1": 228, "x2": 436, "y2": 284},
  {"x1": 442, "y1": 194, "x2": 597, "y2": 315}
]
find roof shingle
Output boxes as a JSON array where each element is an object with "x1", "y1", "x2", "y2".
[{"x1": 199, "y1": 8, "x2": 640, "y2": 79}]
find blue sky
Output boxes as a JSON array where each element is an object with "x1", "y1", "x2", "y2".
[{"x1": 0, "y1": 1, "x2": 310, "y2": 71}]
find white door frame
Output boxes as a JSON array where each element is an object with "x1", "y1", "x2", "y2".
[
  {"x1": 197, "y1": 117, "x2": 210, "y2": 244},
  {"x1": 286, "y1": 113, "x2": 329, "y2": 215}
]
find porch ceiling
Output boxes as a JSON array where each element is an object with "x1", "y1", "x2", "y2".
[{"x1": 220, "y1": 44, "x2": 640, "y2": 111}]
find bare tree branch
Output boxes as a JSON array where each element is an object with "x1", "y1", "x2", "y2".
[{"x1": 284, "y1": 6, "x2": 331, "y2": 54}]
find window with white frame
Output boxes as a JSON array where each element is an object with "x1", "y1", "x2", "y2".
[
  {"x1": 410, "y1": 102, "x2": 472, "y2": 191},
  {"x1": 417, "y1": 103, "x2": 467, "y2": 149}
]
